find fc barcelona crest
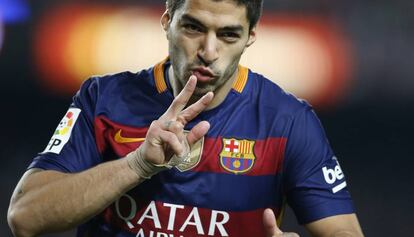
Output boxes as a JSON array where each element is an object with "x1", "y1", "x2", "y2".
[{"x1": 220, "y1": 138, "x2": 256, "y2": 174}]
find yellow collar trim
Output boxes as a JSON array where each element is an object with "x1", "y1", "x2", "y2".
[
  {"x1": 232, "y1": 65, "x2": 249, "y2": 93},
  {"x1": 153, "y1": 58, "x2": 169, "y2": 93},
  {"x1": 153, "y1": 59, "x2": 249, "y2": 94}
]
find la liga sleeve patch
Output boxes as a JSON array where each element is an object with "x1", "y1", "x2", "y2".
[{"x1": 42, "y1": 108, "x2": 82, "y2": 154}]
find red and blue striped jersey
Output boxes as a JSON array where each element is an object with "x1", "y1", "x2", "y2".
[{"x1": 29, "y1": 59, "x2": 354, "y2": 237}]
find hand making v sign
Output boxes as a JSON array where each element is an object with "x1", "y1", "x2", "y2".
[{"x1": 127, "y1": 75, "x2": 214, "y2": 179}]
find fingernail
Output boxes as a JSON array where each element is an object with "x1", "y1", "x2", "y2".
[
  {"x1": 203, "y1": 121, "x2": 211, "y2": 129},
  {"x1": 203, "y1": 91, "x2": 213, "y2": 98},
  {"x1": 189, "y1": 75, "x2": 196, "y2": 82}
]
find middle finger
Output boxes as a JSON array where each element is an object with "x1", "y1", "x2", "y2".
[{"x1": 178, "y1": 91, "x2": 214, "y2": 123}]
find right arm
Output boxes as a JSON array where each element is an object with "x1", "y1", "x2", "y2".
[
  {"x1": 8, "y1": 160, "x2": 141, "y2": 237},
  {"x1": 8, "y1": 76, "x2": 213, "y2": 237}
]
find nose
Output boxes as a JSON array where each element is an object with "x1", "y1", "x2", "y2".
[{"x1": 197, "y1": 32, "x2": 219, "y2": 65}]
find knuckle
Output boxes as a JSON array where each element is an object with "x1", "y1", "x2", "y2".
[
  {"x1": 150, "y1": 120, "x2": 160, "y2": 128},
  {"x1": 185, "y1": 107, "x2": 196, "y2": 114},
  {"x1": 176, "y1": 115, "x2": 187, "y2": 125},
  {"x1": 166, "y1": 132, "x2": 177, "y2": 142},
  {"x1": 149, "y1": 121, "x2": 161, "y2": 133},
  {"x1": 174, "y1": 96, "x2": 186, "y2": 105},
  {"x1": 201, "y1": 98, "x2": 210, "y2": 106},
  {"x1": 171, "y1": 122, "x2": 183, "y2": 132}
]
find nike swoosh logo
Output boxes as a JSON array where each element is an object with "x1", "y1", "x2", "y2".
[{"x1": 114, "y1": 129, "x2": 145, "y2": 143}]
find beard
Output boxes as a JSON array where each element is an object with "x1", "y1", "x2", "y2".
[{"x1": 169, "y1": 42, "x2": 242, "y2": 99}]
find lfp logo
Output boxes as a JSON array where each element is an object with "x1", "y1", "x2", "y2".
[
  {"x1": 220, "y1": 138, "x2": 256, "y2": 175},
  {"x1": 43, "y1": 108, "x2": 81, "y2": 154},
  {"x1": 54, "y1": 111, "x2": 75, "y2": 135}
]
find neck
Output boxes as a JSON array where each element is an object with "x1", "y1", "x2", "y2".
[{"x1": 168, "y1": 66, "x2": 238, "y2": 110}]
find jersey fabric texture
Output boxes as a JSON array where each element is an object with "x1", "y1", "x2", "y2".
[{"x1": 29, "y1": 59, "x2": 354, "y2": 237}]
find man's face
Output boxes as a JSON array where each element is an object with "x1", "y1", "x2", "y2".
[{"x1": 162, "y1": 0, "x2": 256, "y2": 97}]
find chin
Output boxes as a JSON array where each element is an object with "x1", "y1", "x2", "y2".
[{"x1": 193, "y1": 88, "x2": 212, "y2": 97}]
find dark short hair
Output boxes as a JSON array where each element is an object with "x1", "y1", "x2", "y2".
[{"x1": 166, "y1": 0, "x2": 263, "y2": 31}]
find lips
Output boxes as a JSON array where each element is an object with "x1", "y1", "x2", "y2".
[{"x1": 191, "y1": 67, "x2": 215, "y2": 83}]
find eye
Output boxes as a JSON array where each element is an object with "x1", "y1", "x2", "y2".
[
  {"x1": 218, "y1": 32, "x2": 240, "y2": 43},
  {"x1": 183, "y1": 24, "x2": 202, "y2": 33}
]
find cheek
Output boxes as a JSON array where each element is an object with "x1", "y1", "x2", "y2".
[
  {"x1": 228, "y1": 42, "x2": 246, "y2": 58},
  {"x1": 177, "y1": 36, "x2": 199, "y2": 59},
  {"x1": 220, "y1": 45, "x2": 245, "y2": 68}
]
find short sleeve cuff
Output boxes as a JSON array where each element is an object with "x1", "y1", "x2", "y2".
[
  {"x1": 28, "y1": 154, "x2": 72, "y2": 173},
  {"x1": 292, "y1": 198, "x2": 355, "y2": 225}
]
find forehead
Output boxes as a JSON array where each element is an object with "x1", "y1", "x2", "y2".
[{"x1": 174, "y1": 0, "x2": 249, "y2": 29}]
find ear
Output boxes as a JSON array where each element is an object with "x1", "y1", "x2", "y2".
[
  {"x1": 161, "y1": 10, "x2": 171, "y2": 32},
  {"x1": 246, "y1": 27, "x2": 257, "y2": 48}
]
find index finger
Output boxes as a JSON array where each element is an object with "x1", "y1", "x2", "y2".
[{"x1": 164, "y1": 75, "x2": 197, "y2": 118}]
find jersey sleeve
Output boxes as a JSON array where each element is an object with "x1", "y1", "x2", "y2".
[
  {"x1": 283, "y1": 105, "x2": 355, "y2": 224},
  {"x1": 28, "y1": 78, "x2": 102, "y2": 173}
]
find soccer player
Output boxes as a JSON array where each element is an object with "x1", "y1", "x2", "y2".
[{"x1": 8, "y1": 0, "x2": 364, "y2": 236}]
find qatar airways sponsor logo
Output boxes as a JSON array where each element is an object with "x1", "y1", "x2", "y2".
[
  {"x1": 322, "y1": 157, "x2": 347, "y2": 193},
  {"x1": 115, "y1": 194, "x2": 230, "y2": 237}
]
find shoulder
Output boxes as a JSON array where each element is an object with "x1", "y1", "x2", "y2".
[
  {"x1": 247, "y1": 69, "x2": 311, "y2": 117},
  {"x1": 83, "y1": 69, "x2": 154, "y2": 96},
  {"x1": 70, "y1": 68, "x2": 158, "y2": 119},
  {"x1": 74, "y1": 67, "x2": 158, "y2": 103}
]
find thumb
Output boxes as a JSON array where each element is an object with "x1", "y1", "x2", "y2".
[{"x1": 263, "y1": 208, "x2": 283, "y2": 237}]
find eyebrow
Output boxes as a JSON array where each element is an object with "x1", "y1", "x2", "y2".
[
  {"x1": 180, "y1": 14, "x2": 244, "y2": 33},
  {"x1": 181, "y1": 14, "x2": 205, "y2": 27},
  {"x1": 219, "y1": 25, "x2": 244, "y2": 34}
]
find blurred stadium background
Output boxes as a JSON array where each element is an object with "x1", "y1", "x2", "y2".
[{"x1": 1, "y1": 0, "x2": 413, "y2": 236}]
